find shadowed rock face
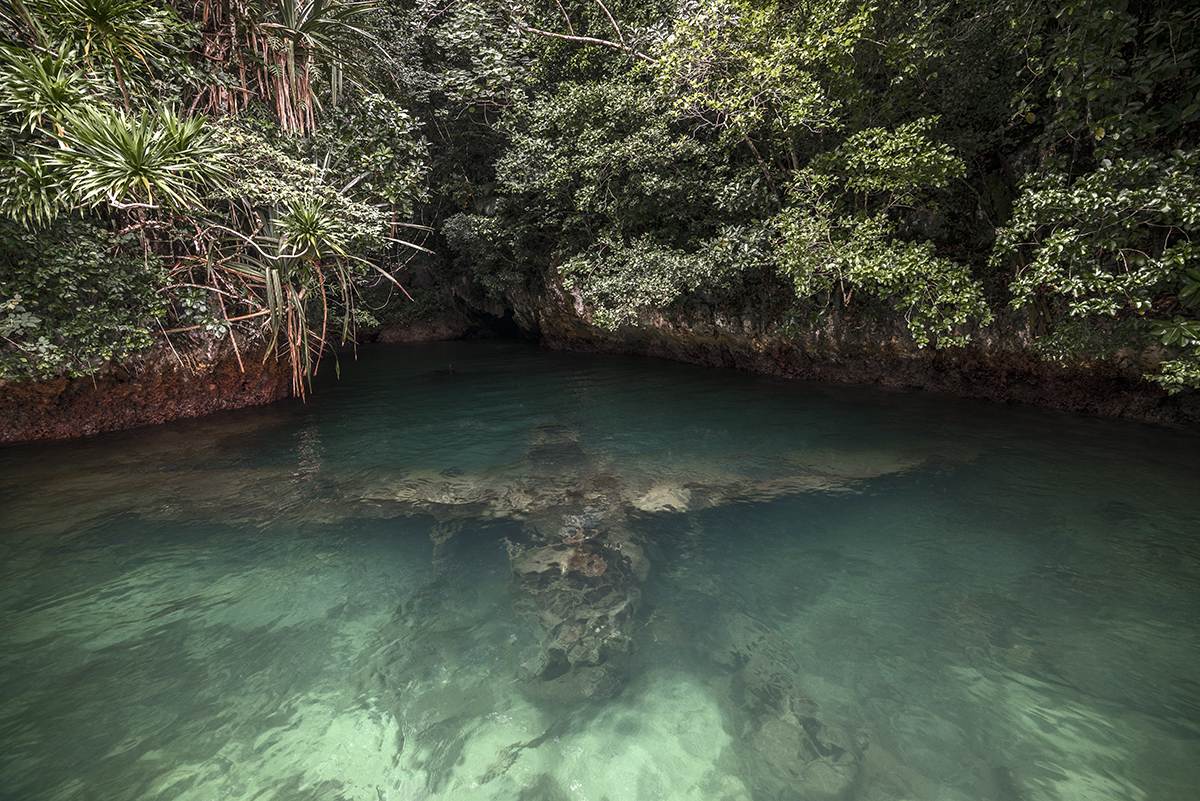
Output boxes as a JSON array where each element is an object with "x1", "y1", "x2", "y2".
[
  {"x1": 516, "y1": 282, "x2": 1200, "y2": 427},
  {"x1": 0, "y1": 344, "x2": 292, "y2": 444}
]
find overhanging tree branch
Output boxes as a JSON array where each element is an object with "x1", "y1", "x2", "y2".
[
  {"x1": 592, "y1": 0, "x2": 626, "y2": 45},
  {"x1": 509, "y1": 12, "x2": 655, "y2": 63}
]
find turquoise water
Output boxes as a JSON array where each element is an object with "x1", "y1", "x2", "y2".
[{"x1": 1, "y1": 341, "x2": 1198, "y2": 801}]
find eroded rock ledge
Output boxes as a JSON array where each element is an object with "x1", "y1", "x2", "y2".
[
  {"x1": 0, "y1": 343, "x2": 291, "y2": 445},
  {"x1": 513, "y1": 283, "x2": 1200, "y2": 427},
  {"x1": 0, "y1": 315, "x2": 471, "y2": 445},
  {"x1": 6, "y1": 288, "x2": 1199, "y2": 445}
]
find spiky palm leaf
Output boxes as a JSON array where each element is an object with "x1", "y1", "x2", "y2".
[
  {"x1": 261, "y1": 0, "x2": 378, "y2": 56},
  {"x1": 200, "y1": 0, "x2": 379, "y2": 133},
  {"x1": 51, "y1": 105, "x2": 226, "y2": 210},
  {"x1": 0, "y1": 154, "x2": 69, "y2": 226},
  {"x1": 29, "y1": 0, "x2": 174, "y2": 62},
  {"x1": 208, "y1": 194, "x2": 424, "y2": 396},
  {"x1": 0, "y1": 44, "x2": 91, "y2": 132},
  {"x1": 277, "y1": 196, "x2": 351, "y2": 260}
]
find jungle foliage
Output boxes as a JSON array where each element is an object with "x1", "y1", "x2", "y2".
[
  {"x1": 1, "y1": 0, "x2": 1198, "y2": 392},
  {"x1": 0, "y1": 0, "x2": 430, "y2": 391}
]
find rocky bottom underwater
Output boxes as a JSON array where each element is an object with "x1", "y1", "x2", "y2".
[{"x1": 1, "y1": 342, "x2": 1198, "y2": 801}]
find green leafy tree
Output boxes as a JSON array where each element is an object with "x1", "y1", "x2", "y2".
[
  {"x1": 994, "y1": 1, "x2": 1200, "y2": 389},
  {"x1": 0, "y1": 218, "x2": 168, "y2": 378}
]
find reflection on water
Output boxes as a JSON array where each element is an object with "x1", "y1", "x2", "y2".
[{"x1": 1, "y1": 341, "x2": 1198, "y2": 801}]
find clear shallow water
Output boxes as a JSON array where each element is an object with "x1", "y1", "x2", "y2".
[{"x1": 1, "y1": 341, "x2": 1198, "y2": 801}]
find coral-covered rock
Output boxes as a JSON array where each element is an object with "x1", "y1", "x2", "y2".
[{"x1": 513, "y1": 534, "x2": 640, "y2": 703}]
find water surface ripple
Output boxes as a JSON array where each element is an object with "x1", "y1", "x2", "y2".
[{"x1": 1, "y1": 342, "x2": 1198, "y2": 801}]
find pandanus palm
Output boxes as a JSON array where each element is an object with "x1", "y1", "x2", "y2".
[
  {"x1": 25, "y1": 0, "x2": 180, "y2": 107},
  {"x1": 0, "y1": 44, "x2": 84, "y2": 223},
  {"x1": 0, "y1": 155, "x2": 66, "y2": 226},
  {"x1": 263, "y1": 0, "x2": 380, "y2": 133},
  {"x1": 216, "y1": 197, "x2": 425, "y2": 396},
  {"x1": 51, "y1": 106, "x2": 226, "y2": 211},
  {"x1": 0, "y1": 47, "x2": 221, "y2": 223},
  {"x1": 0, "y1": 44, "x2": 90, "y2": 133},
  {"x1": 196, "y1": 0, "x2": 379, "y2": 133}
]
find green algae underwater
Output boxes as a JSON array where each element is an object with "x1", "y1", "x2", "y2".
[{"x1": 1, "y1": 341, "x2": 1198, "y2": 801}]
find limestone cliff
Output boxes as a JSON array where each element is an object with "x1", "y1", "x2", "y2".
[{"x1": 506, "y1": 279, "x2": 1200, "y2": 427}]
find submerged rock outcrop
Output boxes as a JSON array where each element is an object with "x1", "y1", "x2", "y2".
[
  {"x1": 510, "y1": 531, "x2": 639, "y2": 701},
  {"x1": 731, "y1": 646, "x2": 866, "y2": 801}
]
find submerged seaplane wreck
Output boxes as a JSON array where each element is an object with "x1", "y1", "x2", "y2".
[
  {"x1": 356, "y1": 424, "x2": 967, "y2": 799},
  {"x1": 505, "y1": 424, "x2": 649, "y2": 703}
]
